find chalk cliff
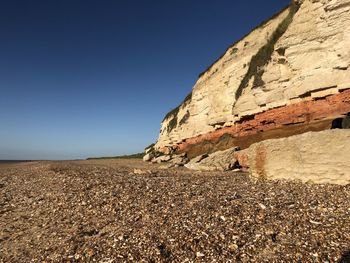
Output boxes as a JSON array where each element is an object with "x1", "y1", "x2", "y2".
[{"x1": 152, "y1": 0, "x2": 350, "y2": 158}]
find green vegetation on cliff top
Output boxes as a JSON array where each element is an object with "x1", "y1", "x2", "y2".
[
  {"x1": 162, "y1": 3, "x2": 293, "y2": 129},
  {"x1": 87, "y1": 153, "x2": 144, "y2": 160}
]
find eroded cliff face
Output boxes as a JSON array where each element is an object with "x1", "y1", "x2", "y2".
[{"x1": 154, "y1": 0, "x2": 350, "y2": 157}]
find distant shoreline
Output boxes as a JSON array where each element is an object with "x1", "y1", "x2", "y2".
[{"x1": 0, "y1": 160, "x2": 33, "y2": 164}]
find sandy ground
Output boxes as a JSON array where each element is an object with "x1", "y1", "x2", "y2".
[{"x1": 0, "y1": 159, "x2": 349, "y2": 262}]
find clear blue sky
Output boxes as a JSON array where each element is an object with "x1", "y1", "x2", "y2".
[{"x1": 0, "y1": 0, "x2": 289, "y2": 160}]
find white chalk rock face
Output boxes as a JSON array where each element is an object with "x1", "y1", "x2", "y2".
[
  {"x1": 237, "y1": 130, "x2": 350, "y2": 185},
  {"x1": 155, "y1": 0, "x2": 350, "y2": 150}
]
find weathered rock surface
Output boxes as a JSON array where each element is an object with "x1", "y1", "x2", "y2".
[
  {"x1": 169, "y1": 154, "x2": 189, "y2": 166},
  {"x1": 146, "y1": 152, "x2": 189, "y2": 167},
  {"x1": 152, "y1": 155, "x2": 171, "y2": 164},
  {"x1": 342, "y1": 114, "x2": 350, "y2": 128},
  {"x1": 153, "y1": 0, "x2": 350, "y2": 157},
  {"x1": 235, "y1": 130, "x2": 350, "y2": 185},
  {"x1": 185, "y1": 147, "x2": 239, "y2": 171},
  {"x1": 189, "y1": 154, "x2": 209, "y2": 164},
  {"x1": 142, "y1": 153, "x2": 153, "y2": 162},
  {"x1": 171, "y1": 89, "x2": 350, "y2": 158}
]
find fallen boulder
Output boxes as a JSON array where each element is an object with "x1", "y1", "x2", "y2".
[
  {"x1": 234, "y1": 130, "x2": 350, "y2": 185},
  {"x1": 152, "y1": 155, "x2": 172, "y2": 163},
  {"x1": 143, "y1": 153, "x2": 154, "y2": 162},
  {"x1": 190, "y1": 154, "x2": 209, "y2": 164},
  {"x1": 170, "y1": 154, "x2": 189, "y2": 166},
  {"x1": 185, "y1": 147, "x2": 239, "y2": 171}
]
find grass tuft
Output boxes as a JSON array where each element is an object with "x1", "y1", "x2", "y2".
[
  {"x1": 163, "y1": 92, "x2": 192, "y2": 133},
  {"x1": 234, "y1": 2, "x2": 300, "y2": 102},
  {"x1": 179, "y1": 111, "x2": 190, "y2": 125}
]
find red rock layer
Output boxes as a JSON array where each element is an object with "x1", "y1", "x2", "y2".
[{"x1": 164, "y1": 89, "x2": 350, "y2": 158}]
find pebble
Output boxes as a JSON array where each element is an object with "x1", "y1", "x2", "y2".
[
  {"x1": 228, "y1": 244, "x2": 238, "y2": 251},
  {"x1": 1, "y1": 160, "x2": 349, "y2": 262},
  {"x1": 259, "y1": 203, "x2": 267, "y2": 210}
]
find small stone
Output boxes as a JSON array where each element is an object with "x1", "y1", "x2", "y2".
[
  {"x1": 259, "y1": 203, "x2": 266, "y2": 210},
  {"x1": 228, "y1": 243, "x2": 238, "y2": 252},
  {"x1": 309, "y1": 219, "x2": 322, "y2": 225},
  {"x1": 87, "y1": 248, "x2": 95, "y2": 257},
  {"x1": 196, "y1": 252, "x2": 205, "y2": 258},
  {"x1": 232, "y1": 235, "x2": 239, "y2": 240},
  {"x1": 159, "y1": 164, "x2": 174, "y2": 169},
  {"x1": 133, "y1": 169, "x2": 145, "y2": 175}
]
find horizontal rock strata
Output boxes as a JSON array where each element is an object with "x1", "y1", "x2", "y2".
[
  {"x1": 169, "y1": 88, "x2": 350, "y2": 158},
  {"x1": 153, "y1": 0, "x2": 350, "y2": 158}
]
